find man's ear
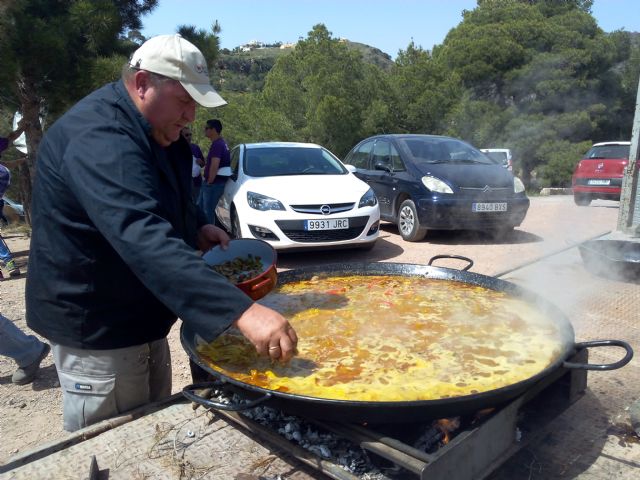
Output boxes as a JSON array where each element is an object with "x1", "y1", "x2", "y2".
[{"x1": 133, "y1": 70, "x2": 151, "y2": 100}]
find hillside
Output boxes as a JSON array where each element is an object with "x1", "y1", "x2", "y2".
[{"x1": 212, "y1": 40, "x2": 394, "y2": 93}]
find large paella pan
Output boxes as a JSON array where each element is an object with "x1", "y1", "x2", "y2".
[{"x1": 183, "y1": 257, "x2": 632, "y2": 423}]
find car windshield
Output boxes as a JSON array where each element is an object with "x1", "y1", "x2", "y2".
[
  {"x1": 401, "y1": 138, "x2": 494, "y2": 165},
  {"x1": 244, "y1": 147, "x2": 347, "y2": 177},
  {"x1": 585, "y1": 145, "x2": 629, "y2": 159}
]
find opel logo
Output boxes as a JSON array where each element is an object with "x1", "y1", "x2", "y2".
[
  {"x1": 482, "y1": 185, "x2": 492, "y2": 193},
  {"x1": 320, "y1": 204, "x2": 331, "y2": 215}
]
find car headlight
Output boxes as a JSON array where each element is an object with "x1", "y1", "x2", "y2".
[
  {"x1": 358, "y1": 188, "x2": 378, "y2": 208},
  {"x1": 247, "y1": 191, "x2": 285, "y2": 211},
  {"x1": 422, "y1": 175, "x2": 453, "y2": 194},
  {"x1": 514, "y1": 177, "x2": 525, "y2": 193}
]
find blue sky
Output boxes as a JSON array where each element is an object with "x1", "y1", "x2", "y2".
[{"x1": 140, "y1": 0, "x2": 640, "y2": 59}]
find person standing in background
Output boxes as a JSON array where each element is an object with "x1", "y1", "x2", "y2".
[
  {"x1": 0, "y1": 312, "x2": 50, "y2": 385},
  {"x1": 181, "y1": 127, "x2": 205, "y2": 203},
  {"x1": 0, "y1": 125, "x2": 24, "y2": 276},
  {"x1": 1, "y1": 123, "x2": 25, "y2": 225},
  {"x1": 201, "y1": 119, "x2": 231, "y2": 225}
]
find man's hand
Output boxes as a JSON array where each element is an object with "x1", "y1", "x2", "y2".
[
  {"x1": 197, "y1": 224, "x2": 230, "y2": 252},
  {"x1": 233, "y1": 303, "x2": 298, "y2": 362}
]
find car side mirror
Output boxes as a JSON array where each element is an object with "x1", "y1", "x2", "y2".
[
  {"x1": 344, "y1": 164, "x2": 357, "y2": 173},
  {"x1": 374, "y1": 159, "x2": 392, "y2": 173}
]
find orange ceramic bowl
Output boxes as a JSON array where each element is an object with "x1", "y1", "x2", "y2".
[{"x1": 203, "y1": 239, "x2": 277, "y2": 300}]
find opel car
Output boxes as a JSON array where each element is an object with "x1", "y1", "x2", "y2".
[{"x1": 215, "y1": 142, "x2": 380, "y2": 251}]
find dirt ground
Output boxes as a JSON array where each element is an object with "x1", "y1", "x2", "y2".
[{"x1": 0, "y1": 195, "x2": 635, "y2": 475}]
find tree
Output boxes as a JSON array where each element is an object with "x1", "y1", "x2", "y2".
[
  {"x1": 437, "y1": 0, "x2": 630, "y2": 186},
  {"x1": 261, "y1": 24, "x2": 390, "y2": 156},
  {"x1": 390, "y1": 42, "x2": 464, "y2": 134},
  {"x1": 0, "y1": 0, "x2": 157, "y2": 223},
  {"x1": 204, "y1": 92, "x2": 297, "y2": 147},
  {"x1": 177, "y1": 21, "x2": 221, "y2": 67}
]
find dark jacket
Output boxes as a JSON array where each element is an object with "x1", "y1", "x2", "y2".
[{"x1": 26, "y1": 80, "x2": 253, "y2": 349}]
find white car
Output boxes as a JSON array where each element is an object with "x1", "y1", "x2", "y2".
[
  {"x1": 215, "y1": 142, "x2": 380, "y2": 251},
  {"x1": 480, "y1": 148, "x2": 513, "y2": 171}
]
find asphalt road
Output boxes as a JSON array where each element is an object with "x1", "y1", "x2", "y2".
[{"x1": 276, "y1": 195, "x2": 620, "y2": 276}]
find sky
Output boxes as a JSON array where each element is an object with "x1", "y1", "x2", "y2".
[{"x1": 140, "y1": 0, "x2": 640, "y2": 59}]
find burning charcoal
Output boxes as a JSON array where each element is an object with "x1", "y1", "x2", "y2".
[
  {"x1": 233, "y1": 405, "x2": 397, "y2": 477},
  {"x1": 413, "y1": 426, "x2": 444, "y2": 453}
]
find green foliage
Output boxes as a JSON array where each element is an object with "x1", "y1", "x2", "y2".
[
  {"x1": 537, "y1": 139, "x2": 592, "y2": 187},
  {"x1": 1, "y1": 0, "x2": 157, "y2": 119},
  {"x1": 177, "y1": 22, "x2": 221, "y2": 68},
  {"x1": 261, "y1": 24, "x2": 391, "y2": 156},
  {"x1": 192, "y1": 92, "x2": 296, "y2": 151},
  {"x1": 392, "y1": 42, "x2": 464, "y2": 133},
  {"x1": 445, "y1": 96, "x2": 508, "y2": 146}
]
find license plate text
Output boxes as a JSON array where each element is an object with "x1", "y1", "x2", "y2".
[
  {"x1": 472, "y1": 202, "x2": 508, "y2": 212},
  {"x1": 305, "y1": 218, "x2": 349, "y2": 230}
]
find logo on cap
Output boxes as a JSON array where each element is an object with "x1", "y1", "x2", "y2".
[{"x1": 195, "y1": 63, "x2": 208, "y2": 75}]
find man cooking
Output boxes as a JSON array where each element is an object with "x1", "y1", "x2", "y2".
[{"x1": 26, "y1": 34, "x2": 297, "y2": 432}]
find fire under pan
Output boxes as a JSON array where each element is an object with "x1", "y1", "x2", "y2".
[{"x1": 213, "y1": 349, "x2": 588, "y2": 480}]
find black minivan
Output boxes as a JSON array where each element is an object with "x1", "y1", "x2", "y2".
[{"x1": 343, "y1": 134, "x2": 530, "y2": 241}]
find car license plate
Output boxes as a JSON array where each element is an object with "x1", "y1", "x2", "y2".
[
  {"x1": 305, "y1": 218, "x2": 349, "y2": 230},
  {"x1": 472, "y1": 202, "x2": 507, "y2": 212},
  {"x1": 587, "y1": 179, "x2": 610, "y2": 185}
]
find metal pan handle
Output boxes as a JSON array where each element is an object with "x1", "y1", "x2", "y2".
[
  {"x1": 182, "y1": 381, "x2": 272, "y2": 411},
  {"x1": 428, "y1": 255, "x2": 474, "y2": 271},
  {"x1": 563, "y1": 340, "x2": 634, "y2": 370}
]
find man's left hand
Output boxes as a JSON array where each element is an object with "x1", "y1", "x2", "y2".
[{"x1": 197, "y1": 224, "x2": 230, "y2": 252}]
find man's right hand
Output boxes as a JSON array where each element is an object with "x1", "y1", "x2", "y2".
[{"x1": 233, "y1": 303, "x2": 298, "y2": 362}]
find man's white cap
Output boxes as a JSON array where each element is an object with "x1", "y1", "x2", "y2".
[{"x1": 129, "y1": 34, "x2": 226, "y2": 108}]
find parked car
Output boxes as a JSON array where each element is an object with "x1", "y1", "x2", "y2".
[
  {"x1": 215, "y1": 142, "x2": 380, "y2": 251},
  {"x1": 1, "y1": 196, "x2": 25, "y2": 225},
  {"x1": 571, "y1": 141, "x2": 631, "y2": 206},
  {"x1": 343, "y1": 134, "x2": 530, "y2": 241},
  {"x1": 480, "y1": 148, "x2": 513, "y2": 171}
]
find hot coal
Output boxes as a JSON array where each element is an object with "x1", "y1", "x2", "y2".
[{"x1": 204, "y1": 386, "x2": 390, "y2": 478}]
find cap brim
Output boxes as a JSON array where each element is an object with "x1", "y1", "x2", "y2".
[{"x1": 181, "y1": 82, "x2": 227, "y2": 108}]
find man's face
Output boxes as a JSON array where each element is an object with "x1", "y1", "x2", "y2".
[{"x1": 136, "y1": 72, "x2": 197, "y2": 147}]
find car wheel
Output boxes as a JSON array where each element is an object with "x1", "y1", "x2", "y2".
[
  {"x1": 398, "y1": 199, "x2": 427, "y2": 242},
  {"x1": 231, "y1": 209, "x2": 242, "y2": 239},
  {"x1": 574, "y1": 194, "x2": 591, "y2": 206}
]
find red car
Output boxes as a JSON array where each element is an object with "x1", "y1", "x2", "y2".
[{"x1": 572, "y1": 141, "x2": 631, "y2": 206}]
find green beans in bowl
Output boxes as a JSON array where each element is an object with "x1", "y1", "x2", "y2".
[{"x1": 203, "y1": 239, "x2": 277, "y2": 300}]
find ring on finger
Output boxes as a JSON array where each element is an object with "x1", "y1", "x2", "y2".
[{"x1": 269, "y1": 346, "x2": 281, "y2": 351}]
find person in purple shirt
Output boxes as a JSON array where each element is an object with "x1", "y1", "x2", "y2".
[
  {"x1": 180, "y1": 127, "x2": 205, "y2": 202},
  {"x1": 201, "y1": 119, "x2": 231, "y2": 225},
  {"x1": 0, "y1": 124, "x2": 25, "y2": 276}
]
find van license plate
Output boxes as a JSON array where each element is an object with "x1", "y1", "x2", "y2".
[
  {"x1": 305, "y1": 218, "x2": 349, "y2": 230},
  {"x1": 587, "y1": 179, "x2": 610, "y2": 185},
  {"x1": 472, "y1": 203, "x2": 507, "y2": 212}
]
